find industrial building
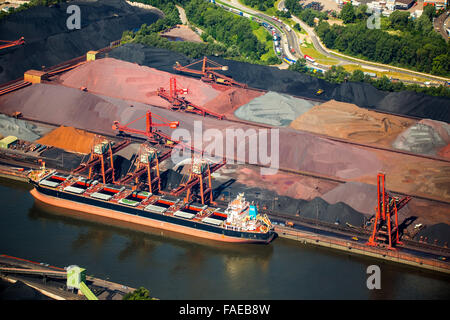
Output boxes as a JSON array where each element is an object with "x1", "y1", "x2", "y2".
[
  {"x1": 423, "y1": 0, "x2": 449, "y2": 9},
  {"x1": 0, "y1": 136, "x2": 17, "y2": 149}
]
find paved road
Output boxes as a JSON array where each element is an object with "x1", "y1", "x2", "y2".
[
  {"x1": 217, "y1": 0, "x2": 299, "y2": 61},
  {"x1": 215, "y1": 0, "x2": 448, "y2": 84},
  {"x1": 270, "y1": 217, "x2": 450, "y2": 263},
  {"x1": 277, "y1": 0, "x2": 450, "y2": 83},
  {"x1": 433, "y1": 10, "x2": 450, "y2": 42}
]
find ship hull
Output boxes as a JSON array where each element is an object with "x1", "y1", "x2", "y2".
[{"x1": 30, "y1": 184, "x2": 275, "y2": 244}]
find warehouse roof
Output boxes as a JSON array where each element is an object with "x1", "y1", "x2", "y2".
[{"x1": 0, "y1": 135, "x2": 18, "y2": 145}]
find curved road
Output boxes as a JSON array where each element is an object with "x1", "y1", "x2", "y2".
[
  {"x1": 216, "y1": 0, "x2": 298, "y2": 61},
  {"x1": 218, "y1": 0, "x2": 449, "y2": 84},
  {"x1": 277, "y1": 0, "x2": 450, "y2": 84}
]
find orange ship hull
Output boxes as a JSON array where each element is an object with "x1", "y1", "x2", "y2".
[{"x1": 30, "y1": 188, "x2": 273, "y2": 244}]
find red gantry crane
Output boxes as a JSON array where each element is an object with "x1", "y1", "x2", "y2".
[
  {"x1": 366, "y1": 173, "x2": 411, "y2": 250},
  {"x1": 170, "y1": 157, "x2": 226, "y2": 205},
  {"x1": 157, "y1": 76, "x2": 225, "y2": 119},
  {"x1": 112, "y1": 111, "x2": 179, "y2": 145},
  {"x1": 72, "y1": 135, "x2": 131, "y2": 184},
  {"x1": 119, "y1": 143, "x2": 173, "y2": 194},
  {"x1": 0, "y1": 37, "x2": 25, "y2": 50},
  {"x1": 173, "y1": 56, "x2": 247, "y2": 88}
]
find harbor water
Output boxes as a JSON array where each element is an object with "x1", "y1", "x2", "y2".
[{"x1": 0, "y1": 178, "x2": 449, "y2": 299}]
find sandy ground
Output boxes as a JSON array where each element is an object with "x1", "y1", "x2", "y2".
[
  {"x1": 290, "y1": 99, "x2": 417, "y2": 147},
  {"x1": 160, "y1": 25, "x2": 203, "y2": 43},
  {"x1": 301, "y1": 0, "x2": 341, "y2": 12}
]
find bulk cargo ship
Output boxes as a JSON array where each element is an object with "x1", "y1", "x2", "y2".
[{"x1": 28, "y1": 168, "x2": 275, "y2": 243}]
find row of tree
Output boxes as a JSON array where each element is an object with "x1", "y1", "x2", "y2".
[
  {"x1": 242, "y1": 0, "x2": 275, "y2": 12},
  {"x1": 123, "y1": 0, "x2": 274, "y2": 64},
  {"x1": 314, "y1": 4, "x2": 449, "y2": 77},
  {"x1": 284, "y1": 0, "x2": 328, "y2": 27},
  {"x1": 288, "y1": 60, "x2": 450, "y2": 97},
  {"x1": 184, "y1": 0, "x2": 267, "y2": 62}
]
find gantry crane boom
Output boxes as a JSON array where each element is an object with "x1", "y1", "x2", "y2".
[
  {"x1": 0, "y1": 37, "x2": 25, "y2": 50},
  {"x1": 112, "y1": 111, "x2": 179, "y2": 143},
  {"x1": 157, "y1": 77, "x2": 225, "y2": 119},
  {"x1": 170, "y1": 157, "x2": 226, "y2": 205},
  {"x1": 173, "y1": 56, "x2": 247, "y2": 88}
]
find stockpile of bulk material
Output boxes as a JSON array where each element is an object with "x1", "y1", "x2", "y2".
[
  {"x1": 0, "y1": 83, "x2": 122, "y2": 135},
  {"x1": 110, "y1": 44, "x2": 450, "y2": 122},
  {"x1": 202, "y1": 87, "x2": 264, "y2": 117},
  {"x1": 415, "y1": 223, "x2": 450, "y2": 247},
  {"x1": 40, "y1": 148, "x2": 84, "y2": 171},
  {"x1": 59, "y1": 58, "x2": 207, "y2": 107},
  {"x1": 200, "y1": 175, "x2": 368, "y2": 227},
  {"x1": 57, "y1": 57, "x2": 262, "y2": 115},
  {"x1": 438, "y1": 144, "x2": 450, "y2": 158},
  {"x1": 233, "y1": 91, "x2": 319, "y2": 126},
  {"x1": 392, "y1": 119, "x2": 450, "y2": 156},
  {"x1": 0, "y1": 114, "x2": 41, "y2": 141},
  {"x1": 36, "y1": 126, "x2": 97, "y2": 154},
  {"x1": 289, "y1": 100, "x2": 416, "y2": 146},
  {"x1": 321, "y1": 181, "x2": 378, "y2": 216},
  {"x1": 0, "y1": 0, "x2": 162, "y2": 83}
]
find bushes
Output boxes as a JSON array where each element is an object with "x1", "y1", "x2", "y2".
[
  {"x1": 314, "y1": 17, "x2": 450, "y2": 77},
  {"x1": 124, "y1": 0, "x2": 274, "y2": 64},
  {"x1": 185, "y1": 0, "x2": 266, "y2": 61},
  {"x1": 242, "y1": 0, "x2": 275, "y2": 11}
]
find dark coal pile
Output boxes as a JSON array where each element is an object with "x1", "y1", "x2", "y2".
[
  {"x1": 296, "y1": 197, "x2": 366, "y2": 227},
  {"x1": 209, "y1": 178, "x2": 367, "y2": 227},
  {"x1": 40, "y1": 147, "x2": 83, "y2": 171},
  {"x1": 160, "y1": 168, "x2": 185, "y2": 191},
  {"x1": 0, "y1": 279, "x2": 52, "y2": 300},
  {"x1": 110, "y1": 44, "x2": 450, "y2": 122},
  {"x1": 414, "y1": 223, "x2": 450, "y2": 247},
  {"x1": 0, "y1": 0, "x2": 162, "y2": 83},
  {"x1": 113, "y1": 154, "x2": 133, "y2": 180},
  {"x1": 156, "y1": 168, "x2": 366, "y2": 226}
]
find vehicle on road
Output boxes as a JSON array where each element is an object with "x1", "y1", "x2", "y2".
[{"x1": 304, "y1": 55, "x2": 315, "y2": 63}]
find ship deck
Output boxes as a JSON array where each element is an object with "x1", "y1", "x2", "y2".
[{"x1": 33, "y1": 171, "x2": 267, "y2": 234}]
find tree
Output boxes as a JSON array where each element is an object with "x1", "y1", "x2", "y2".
[
  {"x1": 350, "y1": 69, "x2": 365, "y2": 82},
  {"x1": 389, "y1": 10, "x2": 410, "y2": 30},
  {"x1": 355, "y1": 4, "x2": 368, "y2": 21},
  {"x1": 374, "y1": 75, "x2": 393, "y2": 91},
  {"x1": 423, "y1": 4, "x2": 436, "y2": 20},
  {"x1": 431, "y1": 54, "x2": 450, "y2": 75},
  {"x1": 289, "y1": 58, "x2": 308, "y2": 73},
  {"x1": 123, "y1": 287, "x2": 153, "y2": 300},
  {"x1": 324, "y1": 65, "x2": 350, "y2": 83},
  {"x1": 340, "y1": 3, "x2": 356, "y2": 24}
]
